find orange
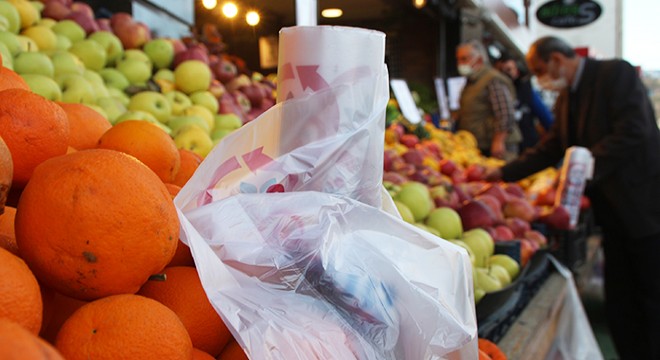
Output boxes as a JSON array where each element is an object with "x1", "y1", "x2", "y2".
[
  {"x1": 192, "y1": 348, "x2": 216, "y2": 360},
  {"x1": 0, "y1": 89, "x2": 69, "y2": 188},
  {"x1": 217, "y1": 341, "x2": 248, "y2": 360},
  {"x1": 57, "y1": 102, "x2": 112, "y2": 150},
  {"x1": 40, "y1": 290, "x2": 88, "y2": 344},
  {"x1": 15, "y1": 149, "x2": 179, "y2": 301},
  {"x1": 0, "y1": 318, "x2": 65, "y2": 360},
  {"x1": 96, "y1": 120, "x2": 181, "y2": 183},
  {"x1": 0, "y1": 205, "x2": 15, "y2": 255},
  {"x1": 172, "y1": 148, "x2": 202, "y2": 187},
  {"x1": 166, "y1": 182, "x2": 182, "y2": 197},
  {"x1": 55, "y1": 294, "x2": 193, "y2": 360},
  {"x1": 0, "y1": 136, "x2": 11, "y2": 214},
  {"x1": 138, "y1": 266, "x2": 232, "y2": 356},
  {"x1": 0, "y1": 67, "x2": 30, "y2": 91},
  {"x1": 0, "y1": 247, "x2": 43, "y2": 334},
  {"x1": 163, "y1": 183, "x2": 195, "y2": 267}
]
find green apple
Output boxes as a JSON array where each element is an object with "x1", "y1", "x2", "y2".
[
  {"x1": 448, "y1": 239, "x2": 476, "y2": 266},
  {"x1": 56, "y1": 73, "x2": 96, "y2": 103},
  {"x1": 0, "y1": 42, "x2": 12, "y2": 69},
  {"x1": 174, "y1": 60, "x2": 211, "y2": 94},
  {"x1": 474, "y1": 287, "x2": 486, "y2": 304},
  {"x1": 114, "y1": 110, "x2": 171, "y2": 134},
  {"x1": 51, "y1": 20, "x2": 85, "y2": 44},
  {"x1": 37, "y1": 18, "x2": 56, "y2": 28},
  {"x1": 16, "y1": 34, "x2": 38, "y2": 51},
  {"x1": 127, "y1": 91, "x2": 172, "y2": 123},
  {"x1": 393, "y1": 200, "x2": 414, "y2": 224},
  {"x1": 210, "y1": 127, "x2": 234, "y2": 142},
  {"x1": 463, "y1": 228, "x2": 495, "y2": 255},
  {"x1": 474, "y1": 267, "x2": 503, "y2": 293},
  {"x1": 489, "y1": 264, "x2": 512, "y2": 287},
  {"x1": 0, "y1": 1, "x2": 21, "y2": 34},
  {"x1": 29, "y1": 1, "x2": 44, "y2": 13},
  {"x1": 98, "y1": 68, "x2": 129, "y2": 91},
  {"x1": 189, "y1": 90, "x2": 218, "y2": 114},
  {"x1": 0, "y1": 30, "x2": 21, "y2": 55},
  {"x1": 13, "y1": 51, "x2": 53, "y2": 76},
  {"x1": 50, "y1": 50, "x2": 84, "y2": 76},
  {"x1": 83, "y1": 69, "x2": 109, "y2": 98},
  {"x1": 393, "y1": 181, "x2": 434, "y2": 222},
  {"x1": 173, "y1": 124, "x2": 214, "y2": 158},
  {"x1": 107, "y1": 87, "x2": 130, "y2": 106},
  {"x1": 87, "y1": 31, "x2": 124, "y2": 65},
  {"x1": 213, "y1": 113, "x2": 242, "y2": 131},
  {"x1": 21, "y1": 25, "x2": 56, "y2": 52},
  {"x1": 119, "y1": 49, "x2": 152, "y2": 68},
  {"x1": 96, "y1": 96, "x2": 127, "y2": 123},
  {"x1": 153, "y1": 68, "x2": 174, "y2": 82},
  {"x1": 142, "y1": 38, "x2": 173, "y2": 70},
  {"x1": 462, "y1": 230, "x2": 494, "y2": 268},
  {"x1": 68, "y1": 39, "x2": 106, "y2": 71},
  {"x1": 168, "y1": 115, "x2": 210, "y2": 134},
  {"x1": 116, "y1": 58, "x2": 151, "y2": 85},
  {"x1": 490, "y1": 254, "x2": 521, "y2": 280},
  {"x1": 181, "y1": 104, "x2": 214, "y2": 131},
  {"x1": 425, "y1": 207, "x2": 463, "y2": 240},
  {"x1": 54, "y1": 34, "x2": 71, "y2": 51},
  {"x1": 0, "y1": 14, "x2": 9, "y2": 32},
  {"x1": 20, "y1": 73, "x2": 61, "y2": 100},
  {"x1": 165, "y1": 90, "x2": 191, "y2": 115},
  {"x1": 7, "y1": 0, "x2": 40, "y2": 30}
]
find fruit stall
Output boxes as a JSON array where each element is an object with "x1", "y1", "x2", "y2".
[{"x1": 0, "y1": 0, "x2": 602, "y2": 359}]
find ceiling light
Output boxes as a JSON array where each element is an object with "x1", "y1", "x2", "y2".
[
  {"x1": 246, "y1": 11, "x2": 260, "y2": 26},
  {"x1": 413, "y1": 0, "x2": 426, "y2": 9},
  {"x1": 222, "y1": 2, "x2": 238, "y2": 18},
  {"x1": 321, "y1": 8, "x2": 343, "y2": 18},
  {"x1": 202, "y1": 0, "x2": 217, "y2": 10}
]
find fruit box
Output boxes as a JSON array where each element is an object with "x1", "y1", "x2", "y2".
[{"x1": 547, "y1": 224, "x2": 588, "y2": 272}]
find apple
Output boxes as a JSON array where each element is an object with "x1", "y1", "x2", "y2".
[
  {"x1": 181, "y1": 104, "x2": 214, "y2": 130},
  {"x1": 210, "y1": 127, "x2": 233, "y2": 142},
  {"x1": 172, "y1": 45, "x2": 209, "y2": 68},
  {"x1": 8, "y1": 0, "x2": 40, "y2": 30},
  {"x1": 213, "y1": 113, "x2": 242, "y2": 131},
  {"x1": 143, "y1": 38, "x2": 173, "y2": 70},
  {"x1": 13, "y1": 51, "x2": 53, "y2": 76},
  {"x1": 502, "y1": 197, "x2": 536, "y2": 222},
  {"x1": 20, "y1": 73, "x2": 61, "y2": 100},
  {"x1": 489, "y1": 264, "x2": 512, "y2": 286},
  {"x1": 537, "y1": 205, "x2": 571, "y2": 230},
  {"x1": 82, "y1": 69, "x2": 109, "y2": 98},
  {"x1": 474, "y1": 287, "x2": 486, "y2": 304},
  {"x1": 16, "y1": 34, "x2": 38, "y2": 51},
  {"x1": 109, "y1": 12, "x2": 132, "y2": 29},
  {"x1": 107, "y1": 87, "x2": 130, "y2": 106},
  {"x1": 0, "y1": 42, "x2": 12, "y2": 69},
  {"x1": 113, "y1": 20, "x2": 150, "y2": 49},
  {"x1": 476, "y1": 183, "x2": 510, "y2": 205},
  {"x1": 462, "y1": 227, "x2": 495, "y2": 256},
  {"x1": 447, "y1": 239, "x2": 476, "y2": 266},
  {"x1": 520, "y1": 238, "x2": 535, "y2": 266},
  {"x1": 114, "y1": 110, "x2": 171, "y2": 134},
  {"x1": 54, "y1": 33, "x2": 71, "y2": 50},
  {"x1": 0, "y1": 31, "x2": 21, "y2": 55},
  {"x1": 116, "y1": 58, "x2": 151, "y2": 85},
  {"x1": 524, "y1": 230, "x2": 548, "y2": 248},
  {"x1": 56, "y1": 73, "x2": 96, "y2": 103},
  {"x1": 393, "y1": 200, "x2": 414, "y2": 224},
  {"x1": 167, "y1": 37, "x2": 185, "y2": 55},
  {"x1": 98, "y1": 68, "x2": 130, "y2": 91},
  {"x1": 439, "y1": 158, "x2": 458, "y2": 176},
  {"x1": 382, "y1": 171, "x2": 407, "y2": 186},
  {"x1": 493, "y1": 225, "x2": 515, "y2": 241},
  {"x1": 174, "y1": 60, "x2": 212, "y2": 94},
  {"x1": 37, "y1": 18, "x2": 57, "y2": 28},
  {"x1": 87, "y1": 31, "x2": 124, "y2": 65},
  {"x1": 475, "y1": 194, "x2": 503, "y2": 222},
  {"x1": 505, "y1": 217, "x2": 531, "y2": 238},
  {"x1": 462, "y1": 233, "x2": 493, "y2": 268},
  {"x1": 168, "y1": 115, "x2": 210, "y2": 134},
  {"x1": 127, "y1": 91, "x2": 172, "y2": 123},
  {"x1": 474, "y1": 267, "x2": 502, "y2": 293},
  {"x1": 173, "y1": 124, "x2": 214, "y2": 158},
  {"x1": 153, "y1": 68, "x2": 174, "y2": 82},
  {"x1": 64, "y1": 10, "x2": 98, "y2": 35},
  {"x1": 189, "y1": 90, "x2": 218, "y2": 114},
  {"x1": 425, "y1": 207, "x2": 463, "y2": 240},
  {"x1": 490, "y1": 254, "x2": 520, "y2": 279},
  {"x1": 96, "y1": 96, "x2": 127, "y2": 123},
  {"x1": 457, "y1": 199, "x2": 497, "y2": 231},
  {"x1": 51, "y1": 19, "x2": 85, "y2": 43},
  {"x1": 504, "y1": 183, "x2": 526, "y2": 199},
  {"x1": 399, "y1": 134, "x2": 419, "y2": 148},
  {"x1": 414, "y1": 223, "x2": 440, "y2": 237},
  {"x1": 164, "y1": 90, "x2": 192, "y2": 115},
  {"x1": 393, "y1": 181, "x2": 434, "y2": 222},
  {"x1": 68, "y1": 39, "x2": 106, "y2": 71},
  {"x1": 70, "y1": 1, "x2": 93, "y2": 17},
  {"x1": 534, "y1": 186, "x2": 557, "y2": 207},
  {"x1": 0, "y1": 1, "x2": 20, "y2": 34},
  {"x1": 21, "y1": 24, "x2": 56, "y2": 51},
  {"x1": 42, "y1": 0, "x2": 72, "y2": 21},
  {"x1": 96, "y1": 18, "x2": 112, "y2": 32},
  {"x1": 212, "y1": 57, "x2": 237, "y2": 84}
]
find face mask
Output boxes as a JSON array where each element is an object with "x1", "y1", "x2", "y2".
[
  {"x1": 457, "y1": 64, "x2": 474, "y2": 76},
  {"x1": 537, "y1": 60, "x2": 568, "y2": 91}
]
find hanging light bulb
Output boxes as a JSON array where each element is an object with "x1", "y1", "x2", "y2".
[
  {"x1": 413, "y1": 0, "x2": 426, "y2": 9},
  {"x1": 321, "y1": 8, "x2": 343, "y2": 18},
  {"x1": 222, "y1": 2, "x2": 238, "y2": 18},
  {"x1": 202, "y1": 0, "x2": 217, "y2": 10},
  {"x1": 246, "y1": 11, "x2": 260, "y2": 26}
]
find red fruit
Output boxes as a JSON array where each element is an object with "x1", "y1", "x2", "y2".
[
  {"x1": 534, "y1": 186, "x2": 557, "y2": 206},
  {"x1": 538, "y1": 205, "x2": 571, "y2": 230},
  {"x1": 502, "y1": 197, "x2": 536, "y2": 222},
  {"x1": 65, "y1": 10, "x2": 98, "y2": 34},
  {"x1": 42, "y1": 0, "x2": 72, "y2": 20},
  {"x1": 382, "y1": 171, "x2": 407, "y2": 185},
  {"x1": 401, "y1": 149, "x2": 425, "y2": 168},
  {"x1": 451, "y1": 169, "x2": 467, "y2": 184},
  {"x1": 580, "y1": 195, "x2": 591, "y2": 210},
  {"x1": 476, "y1": 183, "x2": 510, "y2": 205},
  {"x1": 504, "y1": 217, "x2": 531, "y2": 238},
  {"x1": 399, "y1": 134, "x2": 420, "y2": 149},
  {"x1": 504, "y1": 183, "x2": 526, "y2": 198},
  {"x1": 96, "y1": 18, "x2": 112, "y2": 32},
  {"x1": 520, "y1": 239, "x2": 535, "y2": 266},
  {"x1": 494, "y1": 225, "x2": 515, "y2": 241},
  {"x1": 475, "y1": 194, "x2": 503, "y2": 221},
  {"x1": 439, "y1": 159, "x2": 458, "y2": 176},
  {"x1": 110, "y1": 12, "x2": 133, "y2": 29},
  {"x1": 457, "y1": 199, "x2": 497, "y2": 230},
  {"x1": 465, "y1": 163, "x2": 486, "y2": 182},
  {"x1": 212, "y1": 58, "x2": 238, "y2": 84},
  {"x1": 524, "y1": 230, "x2": 548, "y2": 248},
  {"x1": 238, "y1": 84, "x2": 264, "y2": 109}
]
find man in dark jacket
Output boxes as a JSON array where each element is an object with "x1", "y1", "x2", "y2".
[{"x1": 486, "y1": 36, "x2": 660, "y2": 359}]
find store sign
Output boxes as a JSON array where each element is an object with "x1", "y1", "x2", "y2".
[
  {"x1": 536, "y1": 0, "x2": 602, "y2": 28},
  {"x1": 390, "y1": 79, "x2": 422, "y2": 124}
]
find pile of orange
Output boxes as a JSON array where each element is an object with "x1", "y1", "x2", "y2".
[{"x1": 0, "y1": 56, "x2": 249, "y2": 358}]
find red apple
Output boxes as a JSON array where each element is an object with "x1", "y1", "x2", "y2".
[
  {"x1": 212, "y1": 58, "x2": 238, "y2": 84},
  {"x1": 420, "y1": 140, "x2": 442, "y2": 159},
  {"x1": 453, "y1": 182, "x2": 471, "y2": 203},
  {"x1": 399, "y1": 134, "x2": 419, "y2": 149},
  {"x1": 580, "y1": 195, "x2": 591, "y2": 210},
  {"x1": 401, "y1": 149, "x2": 425, "y2": 168},
  {"x1": 383, "y1": 171, "x2": 407, "y2": 185},
  {"x1": 494, "y1": 225, "x2": 515, "y2": 241},
  {"x1": 502, "y1": 197, "x2": 536, "y2": 222},
  {"x1": 504, "y1": 183, "x2": 526, "y2": 198},
  {"x1": 168, "y1": 38, "x2": 186, "y2": 55},
  {"x1": 430, "y1": 185, "x2": 460, "y2": 209},
  {"x1": 439, "y1": 159, "x2": 458, "y2": 176},
  {"x1": 475, "y1": 194, "x2": 503, "y2": 222},
  {"x1": 534, "y1": 186, "x2": 557, "y2": 206},
  {"x1": 465, "y1": 163, "x2": 486, "y2": 182},
  {"x1": 520, "y1": 239, "x2": 535, "y2": 266},
  {"x1": 70, "y1": 1, "x2": 93, "y2": 18},
  {"x1": 505, "y1": 217, "x2": 531, "y2": 238},
  {"x1": 96, "y1": 18, "x2": 112, "y2": 32},
  {"x1": 457, "y1": 199, "x2": 497, "y2": 231},
  {"x1": 451, "y1": 169, "x2": 467, "y2": 184},
  {"x1": 231, "y1": 90, "x2": 251, "y2": 114},
  {"x1": 208, "y1": 79, "x2": 226, "y2": 99},
  {"x1": 524, "y1": 230, "x2": 548, "y2": 248},
  {"x1": 173, "y1": 47, "x2": 210, "y2": 67},
  {"x1": 42, "y1": 0, "x2": 72, "y2": 20},
  {"x1": 65, "y1": 10, "x2": 98, "y2": 34},
  {"x1": 538, "y1": 205, "x2": 571, "y2": 230},
  {"x1": 239, "y1": 84, "x2": 265, "y2": 109},
  {"x1": 110, "y1": 12, "x2": 133, "y2": 29},
  {"x1": 476, "y1": 183, "x2": 510, "y2": 205}
]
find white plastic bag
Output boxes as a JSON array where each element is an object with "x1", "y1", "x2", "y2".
[{"x1": 178, "y1": 192, "x2": 477, "y2": 359}]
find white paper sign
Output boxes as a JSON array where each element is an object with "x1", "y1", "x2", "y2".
[
  {"x1": 447, "y1": 76, "x2": 467, "y2": 110},
  {"x1": 390, "y1": 79, "x2": 421, "y2": 124},
  {"x1": 434, "y1": 78, "x2": 450, "y2": 120}
]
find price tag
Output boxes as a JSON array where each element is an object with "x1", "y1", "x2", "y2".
[
  {"x1": 390, "y1": 79, "x2": 422, "y2": 124},
  {"x1": 447, "y1": 77, "x2": 467, "y2": 110},
  {"x1": 434, "y1": 78, "x2": 450, "y2": 120}
]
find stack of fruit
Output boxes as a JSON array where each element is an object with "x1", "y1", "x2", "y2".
[{"x1": 0, "y1": 0, "x2": 276, "y2": 159}]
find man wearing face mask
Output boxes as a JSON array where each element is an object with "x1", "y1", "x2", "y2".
[
  {"x1": 485, "y1": 36, "x2": 660, "y2": 359},
  {"x1": 455, "y1": 40, "x2": 521, "y2": 161}
]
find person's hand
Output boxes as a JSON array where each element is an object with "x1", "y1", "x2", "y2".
[
  {"x1": 483, "y1": 167, "x2": 503, "y2": 182},
  {"x1": 490, "y1": 140, "x2": 506, "y2": 159}
]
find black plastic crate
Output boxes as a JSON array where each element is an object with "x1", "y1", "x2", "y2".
[{"x1": 547, "y1": 225, "x2": 587, "y2": 272}]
